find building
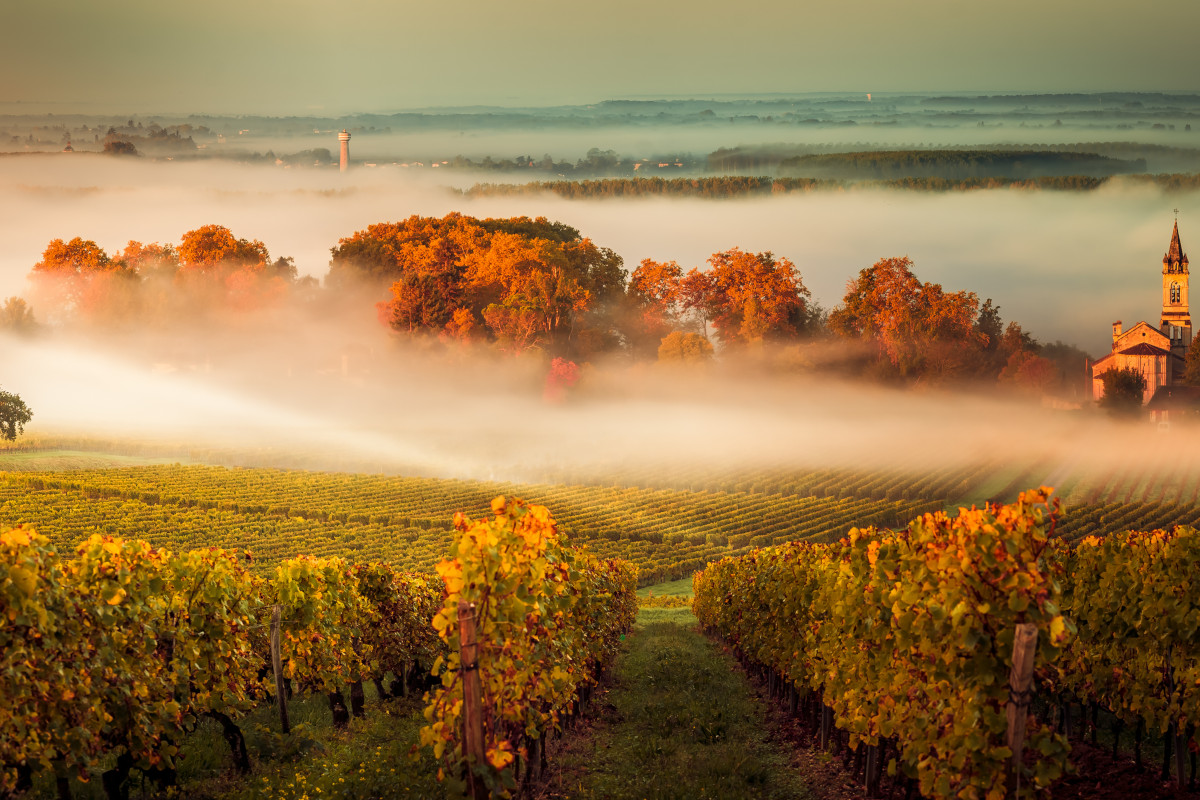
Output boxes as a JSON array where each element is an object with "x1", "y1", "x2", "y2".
[
  {"x1": 338, "y1": 129, "x2": 351, "y2": 172},
  {"x1": 1146, "y1": 384, "x2": 1200, "y2": 425},
  {"x1": 1091, "y1": 220, "x2": 1190, "y2": 403}
]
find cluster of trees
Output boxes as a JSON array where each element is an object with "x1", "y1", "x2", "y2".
[
  {"x1": 828, "y1": 256, "x2": 1086, "y2": 391},
  {"x1": 329, "y1": 214, "x2": 626, "y2": 355},
  {"x1": 26, "y1": 226, "x2": 307, "y2": 327},
  {"x1": 328, "y1": 214, "x2": 820, "y2": 359},
  {"x1": 7, "y1": 213, "x2": 1090, "y2": 397},
  {"x1": 625, "y1": 249, "x2": 817, "y2": 358}
]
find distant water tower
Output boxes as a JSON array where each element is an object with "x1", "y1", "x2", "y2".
[{"x1": 338, "y1": 129, "x2": 351, "y2": 172}]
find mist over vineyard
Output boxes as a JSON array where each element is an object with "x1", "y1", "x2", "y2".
[
  {"x1": 0, "y1": 152, "x2": 1187, "y2": 356},
  {"x1": 7, "y1": 88, "x2": 1200, "y2": 800},
  {"x1": 1, "y1": 133, "x2": 1199, "y2": 483}
]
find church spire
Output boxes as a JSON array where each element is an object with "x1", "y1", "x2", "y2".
[{"x1": 1166, "y1": 217, "x2": 1188, "y2": 273}]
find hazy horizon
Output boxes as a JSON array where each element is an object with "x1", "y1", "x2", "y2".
[{"x1": 4, "y1": 0, "x2": 1199, "y2": 115}]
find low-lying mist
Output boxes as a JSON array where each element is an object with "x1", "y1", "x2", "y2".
[
  {"x1": 2, "y1": 152, "x2": 1198, "y2": 494},
  {"x1": 0, "y1": 315, "x2": 1191, "y2": 500},
  {"x1": 2, "y1": 154, "x2": 1194, "y2": 354}
]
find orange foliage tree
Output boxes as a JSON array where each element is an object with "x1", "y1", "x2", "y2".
[
  {"x1": 626, "y1": 259, "x2": 684, "y2": 354},
  {"x1": 29, "y1": 238, "x2": 137, "y2": 323},
  {"x1": 330, "y1": 214, "x2": 625, "y2": 355},
  {"x1": 28, "y1": 226, "x2": 297, "y2": 326},
  {"x1": 177, "y1": 225, "x2": 268, "y2": 272},
  {"x1": 703, "y1": 248, "x2": 811, "y2": 346},
  {"x1": 829, "y1": 256, "x2": 985, "y2": 380}
]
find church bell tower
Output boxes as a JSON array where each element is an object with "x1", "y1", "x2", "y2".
[{"x1": 1160, "y1": 217, "x2": 1191, "y2": 354}]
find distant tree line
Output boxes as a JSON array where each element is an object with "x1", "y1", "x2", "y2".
[
  {"x1": 706, "y1": 142, "x2": 1200, "y2": 174},
  {"x1": 464, "y1": 172, "x2": 1200, "y2": 199},
  {"x1": 778, "y1": 150, "x2": 1145, "y2": 180}
]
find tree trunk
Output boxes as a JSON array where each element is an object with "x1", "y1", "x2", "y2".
[
  {"x1": 207, "y1": 710, "x2": 251, "y2": 773},
  {"x1": 328, "y1": 690, "x2": 350, "y2": 729},
  {"x1": 526, "y1": 736, "x2": 542, "y2": 782},
  {"x1": 1134, "y1": 717, "x2": 1144, "y2": 771},
  {"x1": 14, "y1": 763, "x2": 33, "y2": 795},
  {"x1": 350, "y1": 679, "x2": 366, "y2": 718},
  {"x1": 51, "y1": 759, "x2": 72, "y2": 800},
  {"x1": 1161, "y1": 723, "x2": 1173, "y2": 782},
  {"x1": 101, "y1": 753, "x2": 134, "y2": 800},
  {"x1": 145, "y1": 765, "x2": 177, "y2": 793}
]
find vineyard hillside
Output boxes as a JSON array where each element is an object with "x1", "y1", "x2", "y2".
[
  {"x1": 2, "y1": 461, "x2": 1199, "y2": 581},
  {"x1": 0, "y1": 465, "x2": 944, "y2": 582}
]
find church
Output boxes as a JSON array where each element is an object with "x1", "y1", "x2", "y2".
[{"x1": 1091, "y1": 219, "x2": 1190, "y2": 404}]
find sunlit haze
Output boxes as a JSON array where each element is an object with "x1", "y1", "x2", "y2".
[{"x1": 2, "y1": 0, "x2": 1198, "y2": 114}]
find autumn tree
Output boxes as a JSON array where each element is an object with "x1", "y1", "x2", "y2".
[
  {"x1": 677, "y1": 269, "x2": 715, "y2": 340},
  {"x1": 625, "y1": 258, "x2": 683, "y2": 356},
  {"x1": 176, "y1": 225, "x2": 296, "y2": 313},
  {"x1": 999, "y1": 350, "x2": 1058, "y2": 395},
  {"x1": 327, "y1": 214, "x2": 487, "y2": 289},
  {"x1": 29, "y1": 237, "x2": 137, "y2": 322},
  {"x1": 177, "y1": 225, "x2": 268, "y2": 271},
  {"x1": 828, "y1": 256, "x2": 985, "y2": 380},
  {"x1": 121, "y1": 241, "x2": 180, "y2": 279},
  {"x1": 34, "y1": 237, "x2": 114, "y2": 274},
  {"x1": 658, "y1": 331, "x2": 714, "y2": 365},
  {"x1": 703, "y1": 248, "x2": 811, "y2": 346},
  {"x1": 334, "y1": 214, "x2": 625, "y2": 355}
]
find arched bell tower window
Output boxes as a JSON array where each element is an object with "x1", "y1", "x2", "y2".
[{"x1": 1171, "y1": 281, "x2": 1181, "y2": 303}]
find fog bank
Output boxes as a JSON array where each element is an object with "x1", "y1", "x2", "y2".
[{"x1": 1, "y1": 155, "x2": 1196, "y2": 354}]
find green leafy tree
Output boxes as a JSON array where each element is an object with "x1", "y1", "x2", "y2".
[
  {"x1": 0, "y1": 389, "x2": 31, "y2": 441},
  {"x1": 1099, "y1": 367, "x2": 1147, "y2": 417}
]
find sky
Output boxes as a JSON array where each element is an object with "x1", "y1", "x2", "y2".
[{"x1": 2, "y1": 0, "x2": 1198, "y2": 115}]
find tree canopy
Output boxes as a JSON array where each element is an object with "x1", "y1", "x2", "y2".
[
  {"x1": 19, "y1": 218, "x2": 1089, "y2": 398},
  {"x1": 828, "y1": 256, "x2": 985, "y2": 380},
  {"x1": 1099, "y1": 367, "x2": 1147, "y2": 417},
  {"x1": 330, "y1": 214, "x2": 626, "y2": 355},
  {"x1": 0, "y1": 389, "x2": 32, "y2": 441},
  {"x1": 0, "y1": 297, "x2": 38, "y2": 337},
  {"x1": 27, "y1": 226, "x2": 297, "y2": 325}
]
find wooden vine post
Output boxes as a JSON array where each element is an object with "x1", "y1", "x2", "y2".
[
  {"x1": 1166, "y1": 647, "x2": 1187, "y2": 788},
  {"x1": 1005, "y1": 623, "x2": 1038, "y2": 799},
  {"x1": 270, "y1": 605, "x2": 290, "y2": 734},
  {"x1": 458, "y1": 600, "x2": 487, "y2": 800}
]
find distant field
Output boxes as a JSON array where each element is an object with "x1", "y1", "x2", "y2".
[
  {"x1": 5, "y1": 442, "x2": 1200, "y2": 582},
  {"x1": 0, "y1": 464, "x2": 942, "y2": 584},
  {"x1": 0, "y1": 450, "x2": 184, "y2": 471}
]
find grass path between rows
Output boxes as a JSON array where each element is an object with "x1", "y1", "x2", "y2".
[{"x1": 540, "y1": 606, "x2": 814, "y2": 800}]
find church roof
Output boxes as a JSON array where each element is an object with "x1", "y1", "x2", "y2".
[
  {"x1": 1119, "y1": 342, "x2": 1173, "y2": 356},
  {"x1": 1165, "y1": 219, "x2": 1189, "y2": 269}
]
